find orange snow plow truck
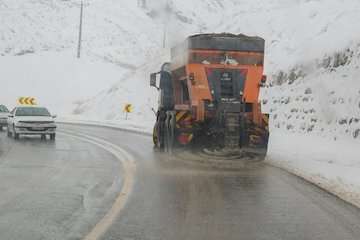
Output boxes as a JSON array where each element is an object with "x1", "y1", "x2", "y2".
[{"x1": 150, "y1": 33, "x2": 269, "y2": 154}]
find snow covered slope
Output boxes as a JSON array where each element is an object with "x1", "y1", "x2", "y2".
[
  {"x1": 0, "y1": 52, "x2": 127, "y2": 113},
  {"x1": 265, "y1": 44, "x2": 360, "y2": 207},
  {"x1": 0, "y1": 0, "x2": 164, "y2": 113},
  {"x1": 0, "y1": 0, "x2": 241, "y2": 113}
]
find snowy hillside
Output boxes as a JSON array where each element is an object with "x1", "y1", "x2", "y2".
[
  {"x1": 0, "y1": 0, "x2": 246, "y2": 113},
  {"x1": 0, "y1": 0, "x2": 161, "y2": 112},
  {"x1": 0, "y1": 0, "x2": 163, "y2": 65},
  {"x1": 72, "y1": 0, "x2": 360, "y2": 122},
  {"x1": 266, "y1": 44, "x2": 360, "y2": 207},
  {"x1": 0, "y1": 52, "x2": 127, "y2": 113}
]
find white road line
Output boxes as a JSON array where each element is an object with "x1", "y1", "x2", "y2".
[{"x1": 58, "y1": 131, "x2": 136, "y2": 240}]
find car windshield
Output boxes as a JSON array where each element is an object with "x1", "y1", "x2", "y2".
[
  {"x1": 0, "y1": 105, "x2": 9, "y2": 113},
  {"x1": 15, "y1": 107, "x2": 51, "y2": 117}
]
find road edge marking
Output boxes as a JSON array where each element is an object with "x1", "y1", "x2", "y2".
[{"x1": 58, "y1": 131, "x2": 136, "y2": 240}]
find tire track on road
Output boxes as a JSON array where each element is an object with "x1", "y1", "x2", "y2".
[{"x1": 58, "y1": 131, "x2": 136, "y2": 240}]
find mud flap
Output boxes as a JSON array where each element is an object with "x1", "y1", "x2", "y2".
[{"x1": 224, "y1": 113, "x2": 241, "y2": 148}]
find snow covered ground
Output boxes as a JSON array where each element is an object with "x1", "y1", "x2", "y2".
[
  {"x1": 0, "y1": 52, "x2": 127, "y2": 114},
  {"x1": 1, "y1": 0, "x2": 360, "y2": 206},
  {"x1": 0, "y1": 0, "x2": 164, "y2": 113},
  {"x1": 264, "y1": 43, "x2": 360, "y2": 207}
]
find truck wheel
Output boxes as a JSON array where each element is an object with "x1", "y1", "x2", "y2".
[
  {"x1": 50, "y1": 133, "x2": 56, "y2": 141},
  {"x1": 0, "y1": 126, "x2": 3, "y2": 131},
  {"x1": 165, "y1": 111, "x2": 176, "y2": 153},
  {"x1": 159, "y1": 125, "x2": 165, "y2": 151},
  {"x1": 158, "y1": 112, "x2": 166, "y2": 151},
  {"x1": 41, "y1": 134, "x2": 46, "y2": 140},
  {"x1": 164, "y1": 117, "x2": 169, "y2": 152},
  {"x1": 153, "y1": 120, "x2": 165, "y2": 151}
]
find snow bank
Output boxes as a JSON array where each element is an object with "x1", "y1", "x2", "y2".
[
  {"x1": 57, "y1": 117, "x2": 152, "y2": 136},
  {"x1": 264, "y1": 43, "x2": 360, "y2": 207},
  {"x1": 269, "y1": 132, "x2": 360, "y2": 207}
]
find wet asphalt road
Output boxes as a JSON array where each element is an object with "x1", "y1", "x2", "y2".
[
  {"x1": 0, "y1": 127, "x2": 123, "y2": 240},
  {"x1": 1, "y1": 124, "x2": 360, "y2": 240}
]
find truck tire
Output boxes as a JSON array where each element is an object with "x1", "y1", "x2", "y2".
[
  {"x1": 0, "y1": 126, "x2": 3, "y2": 131},
  {"x1": 153, "y1": 120, "x2": 165, "y2": 151},
  {"x1": 159, "y1": 124, "x2": 165, "y2": 150},
  {"x1": 157, "y1": 111, "x2": 167, "y2": 151},
  {"x1": 165, "y1": 111, "x2": 176, "y2": 153},
  {"x1": 164, "y1": 117, "x2": 169, "y2": 152}
]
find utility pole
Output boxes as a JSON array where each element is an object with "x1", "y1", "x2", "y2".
[
  {"x1": 77, "y1": 0, "x2": 84, "y2": 58},
  {"x1": 162, "y1": 21, "x2": 167, "y2": 48},
  {"x1": 162, "y1": 0, "x2": 170, "y2": 48}
]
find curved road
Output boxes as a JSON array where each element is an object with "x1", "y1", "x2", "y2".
[{"x1": 0, "y1": 124, "x2": 360, "y2": 240}]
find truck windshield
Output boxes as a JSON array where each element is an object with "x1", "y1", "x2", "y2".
[
  {"x1": 0, "y1": 105, "x2": 9, "y2": 113},
  {"x1": 15, "y1": 107, "x2": 51, "y2": 117}
]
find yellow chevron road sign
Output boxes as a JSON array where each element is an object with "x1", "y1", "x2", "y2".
[
  {"x1": 18, "y1": 97, "x2": 37, "y2": 105},
  {"x1": 124, "y1": 104, "x2": 133, "y2": 113}
]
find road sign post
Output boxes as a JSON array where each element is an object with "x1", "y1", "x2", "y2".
[{"x1": 124, "y1": 104, "x2": 133, "y2": 120}]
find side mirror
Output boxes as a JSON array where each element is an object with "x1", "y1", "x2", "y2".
[{"x1": 150, "y1": 73, "x2": 159, "y2": 90}]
